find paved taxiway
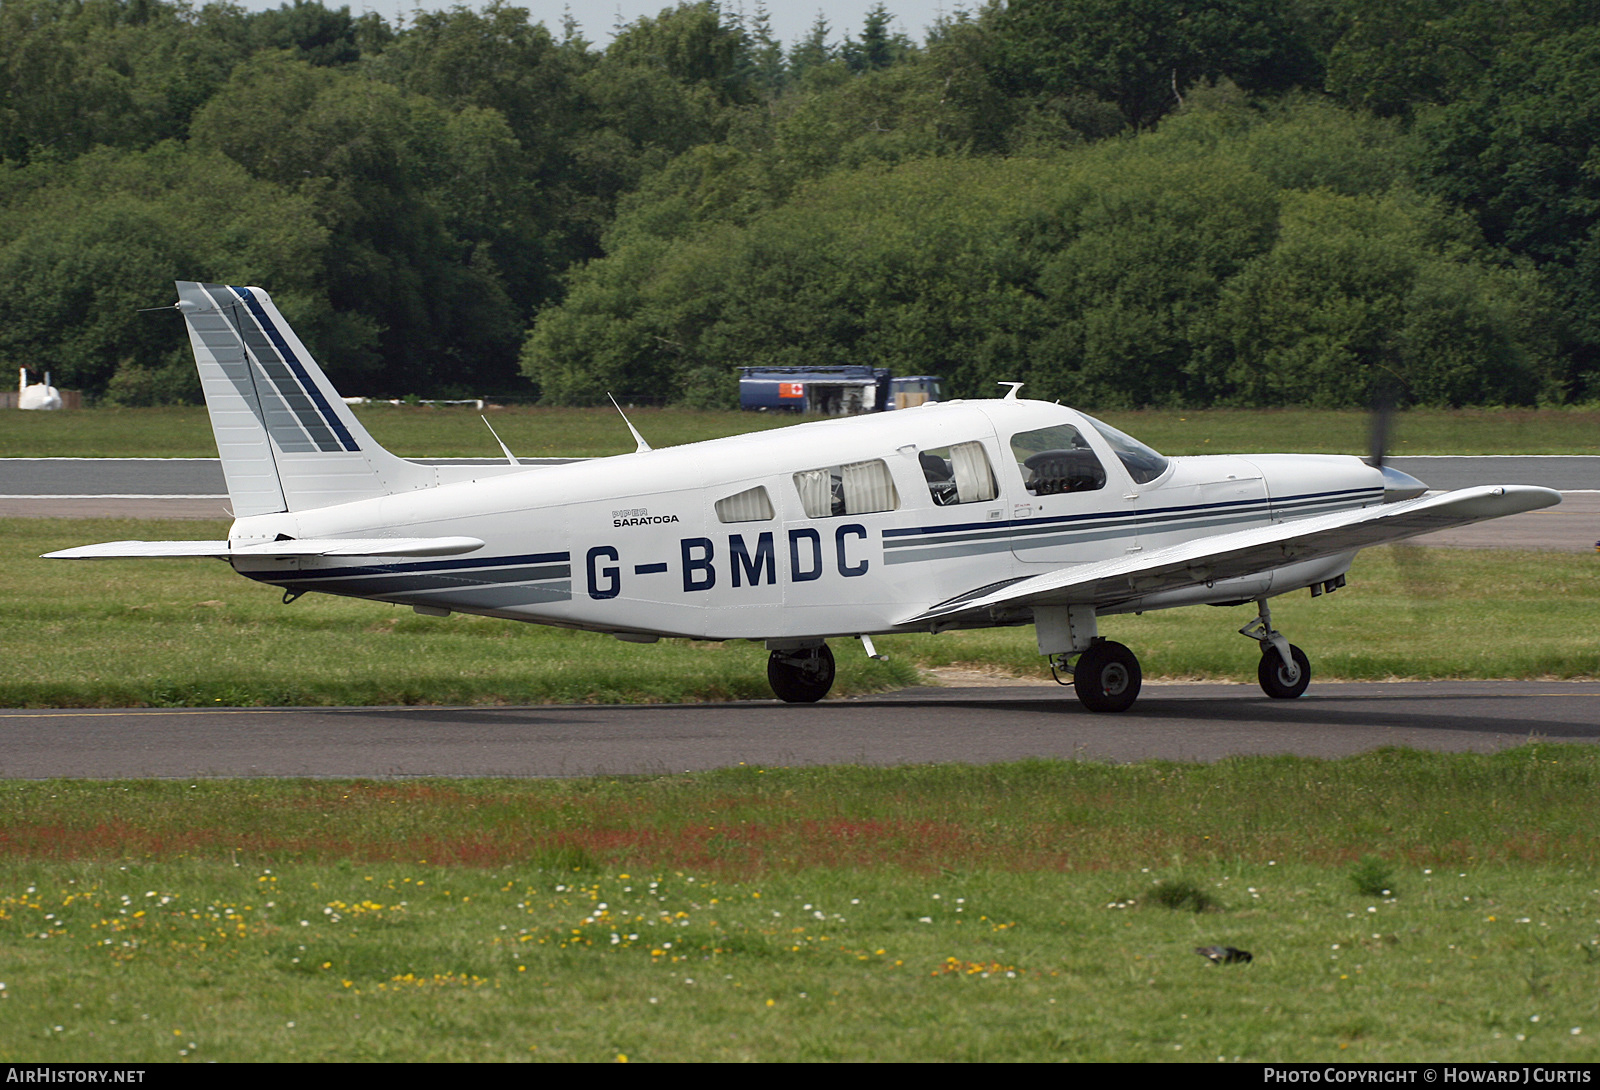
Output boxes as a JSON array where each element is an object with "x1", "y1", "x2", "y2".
[{"x1": 2, "y1": 681, "x2": 1596, "y2": 779}]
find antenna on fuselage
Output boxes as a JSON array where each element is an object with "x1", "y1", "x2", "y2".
[
  {"x1": 480, "y1": 415, "x2": 519, "y2": 465},
  {"x1": 608, "y1": 393, "x2": 652, "y2": 453},
  {"x1": 998, "y1": 382, "x2": 1025, "y2": 400}
]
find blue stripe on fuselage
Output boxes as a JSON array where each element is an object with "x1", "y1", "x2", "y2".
[{"x1": 242, "y1": 551, "x2": 571, "y2": 584}]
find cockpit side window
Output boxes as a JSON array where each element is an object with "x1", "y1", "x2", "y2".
[
  {"x1": 793, "y1": 459, "x2": 899, "y2": 518},
  {"x1": 920, "y1": 441, "x2": 997, "y2": 506},
  {"x1": 1009, "y1": 423, "x2": 1107, "y2": 495},
  {"x1": 715, "y1": 485, "x2": 774, "y2": 523}
]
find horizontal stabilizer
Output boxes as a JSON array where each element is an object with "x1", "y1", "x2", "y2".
[
  {"x1": 44, "y1": 537, "x2": 485, "y2": 560},
  {"x1": 903, "y1": 484, "x2": 1561, "y2": 626},
  {"x1": 43, "y1": 541, "x2": 231, "y2": 559}
]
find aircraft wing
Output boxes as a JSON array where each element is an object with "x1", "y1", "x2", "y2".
[
  {"x1": 43, "y1": 537, "x2": 485, "y2": 560},
  {"x1": 901, "y1": 485, "x2": 1561, "y2": 626}
]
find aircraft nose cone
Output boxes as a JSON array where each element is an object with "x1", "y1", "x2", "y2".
[{"x1": 1379, "y1": 464, "x2": 1428, "y2": 502}]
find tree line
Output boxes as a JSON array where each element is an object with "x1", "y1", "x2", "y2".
[{"x1": 2, "y1": 0, "x2": 1596, "y2": 408}]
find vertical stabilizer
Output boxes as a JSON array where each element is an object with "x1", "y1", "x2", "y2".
[{"x1": 175, "y1": 281, "x2": 434, "y2": 515}]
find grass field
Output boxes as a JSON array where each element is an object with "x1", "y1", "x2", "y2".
[
  {"x1": 3, "y1": 403, "x2": 1594, "y2": 1063},
  {"x1": 1, "y1": 403, "x2": 1598, "y2": 458},
  {"x1": 3, "y1": 752, "x2": 1599, "y2": 1062},
  {"x1": 5, "y1": 518, "x2": 1596, "y2": 708}
]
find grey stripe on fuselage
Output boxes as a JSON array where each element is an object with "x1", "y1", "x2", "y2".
[
  {"x1": 256, "y1": 555, "x2": 575, "y2": 608},
  {"x1": 274, "y1": 561, "x2": 571, "y2": 596},
  {"x1": 290, "y1": 578, "x2": 575, "y2": 609}
]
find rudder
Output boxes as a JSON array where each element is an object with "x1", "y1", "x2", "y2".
[{"x1": 176, "y1": 281, "x2": 433, "y2": 515}]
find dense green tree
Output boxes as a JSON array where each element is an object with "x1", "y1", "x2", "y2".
[
  {"x1": 190, "y1": 53, "x2": 524, "y2": 393},
  {"x1": 1204, "y1": 189, "x2": 1552, "y2": 406},
  {"x1": 742, "y1": 2, "x2": 787, "y2": 97},
  {"x1": 603, "y1": 1, "x2": 751, "y2": 105},
  {"x1": 368, "y1": 3, "x2": 592, "y2": 300},
  {"x1": 0, "y1": 142, "x2": 327, "y2": 400},
  {"x1": 244, "y1": 0, "x2": 385, "y2": 66},
  {"x1": 1323, "y1": 0, "x2": 1600, "y2": 118},
  {"x1": 989, "y1": 0, "x2": 1321, "y2": 130},
  {"x1": 0, "y1": 0, "x2": 249, "y2": 162},
  {"x1": 1, "y1": 0, "x2": 1590, "y2": 406},
  {"x1": 526, "y1": 100, "x2": 1554, "y2": 408},
  {"x1": 841, "y1": 3, "x2": 913, "y2": 73},
  {"x1": 1023, "y1": 155, "x2": 1282, "y2": 406},
  {"x1": 523, "y1": 157, "x2": 1059, "y2": 403},
  {"x1": 554, "y1": 2, "x2": 762, "y2": 254},
  {"x1": 787, "y1": 12, "x2": 837, "y2": 84},
  {"x1": 1413, "y1": 24, "x2": 1600, "y2": 396}
]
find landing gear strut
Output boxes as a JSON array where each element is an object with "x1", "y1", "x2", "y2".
[
  {"x1": 1240, "y1": 598, "x2": 1311, "y2": 699},
  {"x1": 767, "y1": 644, "x2": 835, "y2": 703}
]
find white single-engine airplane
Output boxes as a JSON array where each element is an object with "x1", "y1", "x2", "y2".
[{"x1": 47, "y1": 282, "x2": 1562, "y2": 712}]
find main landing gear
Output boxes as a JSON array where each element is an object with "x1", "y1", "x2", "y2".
[
  {"x1": 1240, "y1": 597, "x2": 1311, "y2": 700},
  {"x1": 1038, "y1": 605, "x2": 1147, "y2": 714},
  {"x1": 1071, "y1": 639, "x2": 1142, "y2": 713},
  {"x1": 767, "y1": 643, "x2": 836, "y2": 703}
]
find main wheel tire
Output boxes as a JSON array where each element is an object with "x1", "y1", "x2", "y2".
[
  {"x1": 768, "y1": 644, "x2": 836, "y2": 703},
  {"x1": 1073, "y1": 640, "x2": 1142, "y2": 713},
  {"x1": 1258, "y1": 643, "x2": 1311, "y2": 699}
]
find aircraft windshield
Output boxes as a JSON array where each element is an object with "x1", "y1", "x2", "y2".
[{"x1": 1080, "y1": 414, "x2": 1170, "y2": 485}]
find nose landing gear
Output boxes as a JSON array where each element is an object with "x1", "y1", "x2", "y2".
[{"x1": 1240, "y1": 598, "x2": 1310, "y2": 699}]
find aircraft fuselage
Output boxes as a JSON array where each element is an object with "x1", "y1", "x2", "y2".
[{"x1": 227, "y1": 399, "x2": 1381, "y2": 642}]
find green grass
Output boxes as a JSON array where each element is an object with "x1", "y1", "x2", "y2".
[
  {"x1": 6, "y1": 519, "x2": 1595, "y2": 708},
  {"x1": 3, "y1": 752, "x2": 1600, "y2": 1061},
  {"x1": 2, "y1": 404, "x2": 1598, "y2": 458}
]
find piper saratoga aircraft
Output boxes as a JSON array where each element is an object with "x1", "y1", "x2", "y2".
[{"x1": 46, "y1": 282, "x2": 1561, "y2": 712}]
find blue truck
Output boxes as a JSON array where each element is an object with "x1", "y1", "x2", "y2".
[{"x1": 737, "y1": 366, "x2": 942, "y2": 414}]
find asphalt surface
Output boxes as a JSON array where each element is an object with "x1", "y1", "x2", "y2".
[{"x1": 1, "y1": 681, "x2": 1595, "y2": 779}]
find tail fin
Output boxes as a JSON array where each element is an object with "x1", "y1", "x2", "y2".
[{"x1": 176, "y1": 281, "x2": 434, "y2": 515}]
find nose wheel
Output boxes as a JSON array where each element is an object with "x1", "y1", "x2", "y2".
[
  {"x1": 768, "y1": 644, "x2": 836, "y2": 703},
  {"x1": 1072, "y1": 639, "x2": 1142, "y2": 713},
  {"x1": 1257, "y1": 642, "x2": 1311, "y2": 699}
]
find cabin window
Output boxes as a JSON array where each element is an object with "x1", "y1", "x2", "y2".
[
  {"x1": 1009, "y1": 423, "x2": 1107, "y2": 495},
  {"x1": 920, "y1": 441, "x2": 997, "y2": 506},
  {"x1": 793, "y1": 459, "x2": 899, "y2": 518},
  {"x1": 715, "y1": 485, "x2": 775, "y2": 523}
]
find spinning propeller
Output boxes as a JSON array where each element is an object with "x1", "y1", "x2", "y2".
[{"x1": 1367, "y1": 391, "x2": 1428, "y2": 503}]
